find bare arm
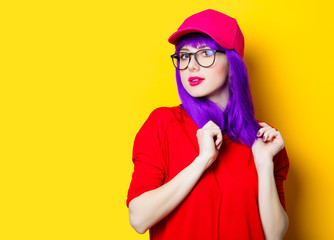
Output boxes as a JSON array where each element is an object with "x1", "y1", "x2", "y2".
[
  {"x1": 128, "y1": 120, "x2": 223, "y2": 234},
  {"x1": 253, "y1": 122, "x2": 289, "y2": 240},
  {"x1": 129, "y1": 155, "x2": 207, "y2": 234},
  {"x1": 257, "y1": 160, "x2": 289, "y2": 240}
]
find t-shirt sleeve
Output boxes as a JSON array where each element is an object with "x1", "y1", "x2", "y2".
[
  {"x1": 126, "y1": 108, "x2": 168, "y2": 208},
  {"x1": 273, "y1": 147, "x2": 290, "y2": 212}
]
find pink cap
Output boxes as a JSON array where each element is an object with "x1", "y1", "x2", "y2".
[{"x1": 168, "y1": 9, "x2": 245, "y2": 58}]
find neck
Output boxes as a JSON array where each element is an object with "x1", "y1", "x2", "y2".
[{"x1": 206, "y1": 85, "x2": 229, "y2": 111}]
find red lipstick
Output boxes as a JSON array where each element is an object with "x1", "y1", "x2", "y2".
[{"x1": 188, "y1": 76, "x2": 205, "y2": 86}]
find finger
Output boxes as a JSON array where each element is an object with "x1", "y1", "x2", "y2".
[
  {"x1": 258, "y1": 122, "x2": 269, "y2": 127},
  {"x1": 197, "y1": 127, "x2": 220, "y2": 135},
  {"x1": 203, "y1": 126, "x2": 221, "y2": 131},
  {"x1": 263, "y1": 128, "x2": 276, "y2": 141},
  {"x1": 259, "y1": 121, "x2": 278, "y2": 131},
  {"x1": 215, "y1": 130, "x2": 223, "y2": 146},
  {"x1": 257, "y1": 126, "x2": 272, "y2": 137},
  {"x1": 268, "y1": 130, "x2": 281, "y2": 142},
  {"x1": 216, "y1": 140, "x2": 223, "y2": 150},
  {"x1": 216, "y1": 134, "x2": 223, "y2": 149},
  {"x1": 266, "y1": 130, "x2": 279, "y2": 141},
  {"x1": 203, "y1": 127, "x2": 222, "y2": 147},
  {"x1": 201, "y1": 128, "x2": 221, "y2": 137},
  {"x1": 199, "y1": 128, "x2": 221, "y2": 143},
  {"x1": 203, "y1": 120, "x2": 214, "y2": 127},
  {"x1": 203, "y1": 120, "x2": 219, "y2": 128}
]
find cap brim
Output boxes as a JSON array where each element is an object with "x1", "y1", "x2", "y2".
[{"x1": 168, "y1": 28, "x2": 210, "y2": 45}]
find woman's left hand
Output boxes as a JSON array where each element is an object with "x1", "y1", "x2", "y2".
[{"x1": 252, "y1": 122, "x2": 285, "y2": 162}]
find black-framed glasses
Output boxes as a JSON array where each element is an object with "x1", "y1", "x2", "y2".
[{"x1": 170, "y1": 49, "x2": 225, "y2": 70}]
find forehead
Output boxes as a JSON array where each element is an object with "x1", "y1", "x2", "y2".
[
  {"x1": 179, "y1": 44, "x2": 209, "y2": 51},
  {"x1": 176, "y1": 37, "x2": 218, "y2": 52}
]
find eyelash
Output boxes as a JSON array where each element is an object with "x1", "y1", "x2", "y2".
[{"x1": 179, "y1": 49, "x2": 212, "y2": 59}]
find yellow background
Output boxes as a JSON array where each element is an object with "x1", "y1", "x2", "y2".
[{"x1": 1, "y1": 0, "x2": 334, "y2": 239}]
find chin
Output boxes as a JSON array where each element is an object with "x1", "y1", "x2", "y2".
[
  {"x1": 184, "y1": 88, "x2": 208, "y2": 97},
  {"x1": 188, "y1": 92, "x2": 207, "y2": 98}
]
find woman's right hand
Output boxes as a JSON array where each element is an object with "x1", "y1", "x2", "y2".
[{"x1": 196, "y1": 120, "x2": 223, "y2": 170}]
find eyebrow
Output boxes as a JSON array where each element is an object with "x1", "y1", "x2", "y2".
[{"x1": 180, "y1": 45, "x2": 209, "y2": 51}]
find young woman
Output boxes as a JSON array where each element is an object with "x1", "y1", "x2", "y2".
[{"x1": 126, "y1": 9, "x2": 290, "y2": 240}]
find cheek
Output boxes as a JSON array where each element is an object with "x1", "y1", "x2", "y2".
[
  {"x1": 212, "y1": 64, "x2": 229, "y2": 83},
  {"x1": 215, "y1": 62, "x2": 229, "y2": 76},
  {"x1": 205, "y1": 67, "x2": 227, "y2": 83},
  {"x1": 180, "y1": 72, "x2": 188, "y2": 85},
  {"x1": 214, "y1": 56, "x2": 229, "y2": 74}
]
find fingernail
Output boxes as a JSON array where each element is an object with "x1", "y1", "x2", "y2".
[{"x1": 257, "y1": 131, "x2": 261, "y2": 136}]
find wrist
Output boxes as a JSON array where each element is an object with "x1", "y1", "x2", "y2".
[
  {"x1": 254, "y1": 155, "x2": 274, "y2": 174},
  {"x1": 193, "y1": 155, "x2": 211, "y2": 172}
]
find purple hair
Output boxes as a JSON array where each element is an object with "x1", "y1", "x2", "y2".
[{"x1": 175, "y1": 33, "x2": 261, "y2": 147}]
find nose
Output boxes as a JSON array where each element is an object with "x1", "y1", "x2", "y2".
[{"x1": 188, "y1": 55, "x2": 200, "y2": 71}]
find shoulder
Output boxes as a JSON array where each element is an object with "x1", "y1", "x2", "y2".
[
  {"x1": 147, "y1": 105, "x2": 183, "y2": 124},
  {"x1": 140, "y1": 105, "x2": 183, "y2": 132},
  {"x1": 149, "y1": 106, "x2": 175, "y2": 117},
  {"x1": 149, "y1": 105, "x2": 181, "y2": 117}
]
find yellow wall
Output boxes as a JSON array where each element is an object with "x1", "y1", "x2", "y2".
[{"x1": 1, "y1": 0, "x2": 333, "y2": 239}]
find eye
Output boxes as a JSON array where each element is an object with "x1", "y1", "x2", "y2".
[
  {"x1": 202, "y1": 50, "x2": 215, "y2": 56},
  {"x1": 179, "y1": 53, "x2": 189, "y2": 60}
]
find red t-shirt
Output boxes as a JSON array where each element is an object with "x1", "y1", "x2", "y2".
[{"x1": 127, "y1": 105, "x2": 289, "y2": 240}]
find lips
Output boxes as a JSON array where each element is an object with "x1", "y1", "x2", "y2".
[{"x1": 188, "y1": 76, "x2": 205, "y2": 86}]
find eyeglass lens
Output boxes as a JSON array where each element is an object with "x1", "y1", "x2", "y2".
[{"x1": 172, "y1": 49, "x2": 216, "y2": 70}]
